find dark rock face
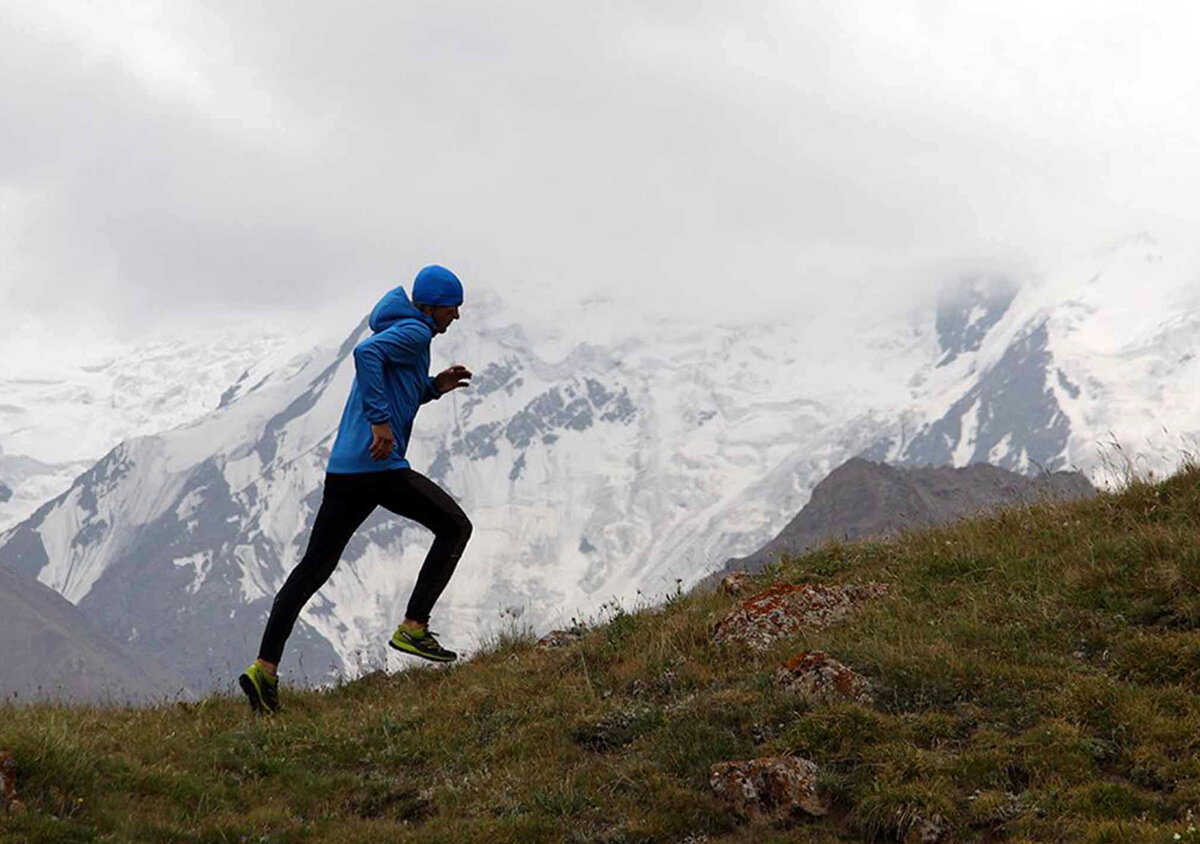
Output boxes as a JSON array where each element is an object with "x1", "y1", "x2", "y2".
[
  {"x1": 457, "y1": 381, "x2": 635, "y2": 457},
  {"x1": 863, "y1": 311, "x2": 1074, "y2": 475},
  {"x1": 704, "y1": 457, "x2": 1094, "y2": 584},
  {"x1": 0, "y1": 512, "x2": 52, "y2": 582},
  {"x1": 0, "y1": 482, "x2": 11, "y2": 503},
  {"x1": 427, "y1": 360, "x2": 635, "y2": 484},
  {"x1": 901, "y1": 321, "x2": 1071, "y2": 472},
  {"x1": 935, "y1": 276, "x2": 1018, "y2": 367},
  {"x1": 0, "y1": 563, "x2": 188, "y2": 704}
]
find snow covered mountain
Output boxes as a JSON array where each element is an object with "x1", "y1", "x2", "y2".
[
  {"x1": 0, "y1": 320, "x2": 323, "y2": 530},
  {"x1": 869, "y1": 233, "x2": 1200, "y2": 478},
  {"x1": 2, "y1": 233, "x2": 1196, "y2": 692}
]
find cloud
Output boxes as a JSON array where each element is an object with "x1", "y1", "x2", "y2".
[{"x1": 2, "y1": 1, "x2": 1198, "y2": 335}]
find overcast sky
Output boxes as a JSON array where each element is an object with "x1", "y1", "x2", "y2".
[{"x1": 2, "y1": 1, "x2": 1198, "y2": 339}]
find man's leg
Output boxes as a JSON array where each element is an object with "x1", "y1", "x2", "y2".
[
  {"x1": 377, "y1": 468, "x2": 473, "y2": 627},
  {"x1": 256, "y1": 473, "x2": 378, "y2": 667}
]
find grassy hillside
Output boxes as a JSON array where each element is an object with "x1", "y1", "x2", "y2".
[{"x1": 5, "y1": 464, "x2": 1200, "y2": 842}]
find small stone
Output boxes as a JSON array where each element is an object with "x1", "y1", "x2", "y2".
[
  {"x1": 0, "y1": 751, "x2": 17, "y2": 814},
  {"x1": 903, "y1": 814, "x2": 946, "y2": 843},
  {"x1": 709, "y1": 756, "x2": 829, "y2": 823},
  {"x1": 721, "y1": 571, "x2": 754, "y2": 597},
  {"x1": 572, "y1": 706, "x2": 658, "y2": 752},
  {"x1": 750, "y1": 722, "x2": 775, "y2": 744},
  {"x1": 712, "y1": 582, "x2": 888, "y2": 650},
  {"x1": 664, "y1": 693, "x2": 697, "y2": 714},
  {"x1": 630, "y1": 669, "x2": 679, "y2": 699},
  {"x1": 773, "y1": 651, "x2": 874, "y2": 704},
  {"x1": 535, "y1": 624, "x2": 588, "y2": 652}
]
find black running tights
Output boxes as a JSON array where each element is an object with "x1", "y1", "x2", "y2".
[{"x1": 257, "y1": 469, "x2": 472, "y2": 666}]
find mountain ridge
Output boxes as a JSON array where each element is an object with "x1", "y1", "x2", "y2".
[{"x1": 0, "y1": 561, "x2": 188, "y2": 704}]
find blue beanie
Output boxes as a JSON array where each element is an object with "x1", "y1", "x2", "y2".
[{"x1": 412, "y1": 265, "x2": 464, "y2": 307}]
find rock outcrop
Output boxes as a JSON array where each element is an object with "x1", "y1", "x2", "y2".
[
  {"x1": 773, "y1": 650, "x2": 873, "y2": 704},
  {"x1": 712, "y1": 582, "x2": 888, "y2": 650},
  {"x1": 709, "y1": 756, "x2": 829, "y2": 822}
]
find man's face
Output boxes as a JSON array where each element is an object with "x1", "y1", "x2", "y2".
[{"x1": 426, "y1": 304, "x2": 459, "y2": 334}]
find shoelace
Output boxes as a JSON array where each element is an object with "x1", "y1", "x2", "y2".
[{"x1": 401, "y1": 627, "x2": 439, "y2": 642}]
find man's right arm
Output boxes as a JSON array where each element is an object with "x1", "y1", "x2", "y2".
[{"x1": 352, "y1": 327, "x2": 422, "y2": 425}]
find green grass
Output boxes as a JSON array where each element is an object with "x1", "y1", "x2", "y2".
[{"x1": 8, "y1": 463, "x2": 1200, "y2": 841}]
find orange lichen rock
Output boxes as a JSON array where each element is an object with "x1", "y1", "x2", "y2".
[
  {"x1": 709, "y1": 756, "x2": 829, "y2": 822},
  {"x1": 773, "y1": 650, "x2": 874, "y2": 704},
  {"x1": 712, "y1": 582, "x2": 888, "y2": 650}
]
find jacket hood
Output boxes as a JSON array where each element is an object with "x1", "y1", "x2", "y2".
[{"x1": 369, "y1": 286, "x2": 436, "y2": 334}]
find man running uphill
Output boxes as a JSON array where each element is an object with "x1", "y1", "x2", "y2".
[{"x1": 239, "y1": 265, "x2": 473, "y2": 714}]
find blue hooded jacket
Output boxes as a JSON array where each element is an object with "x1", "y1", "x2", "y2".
[{"x1": 327, "y1": 286, "x2": 443, "y2": 474}]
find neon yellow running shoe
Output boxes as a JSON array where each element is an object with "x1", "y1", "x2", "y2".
[
  {"x1": 238, "y1": 662, "x2": 280, "y2": 714},
  {"x1": 389, "y1": 626, "x2": 458, "y2": 663}
]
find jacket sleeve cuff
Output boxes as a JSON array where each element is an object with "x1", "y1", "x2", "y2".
[{"x1": 425, "y1": 376, "x2": 443, "y2": 401}]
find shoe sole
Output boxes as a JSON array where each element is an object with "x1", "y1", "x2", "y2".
[
  {"x1": 239, "y1": 673, "x2": 263, "y2": 713},
  {"x1": 388, "y1": 638, "x2": 457, "y2": 663},
  {"x1": 238, "y1": 673, "x2": 277, "y2": 714}
]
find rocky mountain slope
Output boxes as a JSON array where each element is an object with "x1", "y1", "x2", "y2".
[
  {"x1": 702, "y1": 457, "x2": 1096, "y2": 587},
  {"x1": 0, "y1": 562, "x2": 187, "y2": 704}
]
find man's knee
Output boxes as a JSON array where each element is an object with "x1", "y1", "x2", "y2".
[{"x1": 447, "y1": 512, "x2": 472, "y2": 546}]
